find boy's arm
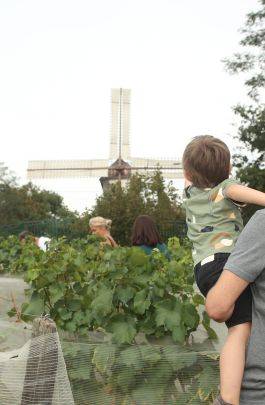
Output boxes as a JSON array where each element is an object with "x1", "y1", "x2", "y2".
[{"x1": 225, "y1": 184, "x2": 265, "y2": 206}]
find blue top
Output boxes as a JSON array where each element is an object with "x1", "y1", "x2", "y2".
[{"x1": 139, "y1": 243, "x2": 170, "y2": 259}]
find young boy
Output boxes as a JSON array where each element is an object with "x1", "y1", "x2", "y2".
[{"x1": 182, "y1": 135, "x2": 265, "y2": 405}]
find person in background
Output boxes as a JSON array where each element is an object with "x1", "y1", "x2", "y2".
[
  {"x1": 131, "y1": 215, "x2": 169, "y2": 258},
  {"x1": 89, "y1": 216, "x2": 118, "y2": 247},
  {"x1": 19, "y1": 231, "x2": 51, "y2": 251}
]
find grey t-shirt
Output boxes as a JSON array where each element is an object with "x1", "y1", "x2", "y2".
[{"x1": 225, "y1": 209, "x2": 265, "y2": 405}]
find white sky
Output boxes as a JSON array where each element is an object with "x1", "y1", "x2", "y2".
[{"x1": 0, "y1": 0, "x2": 259, "y2": 212}]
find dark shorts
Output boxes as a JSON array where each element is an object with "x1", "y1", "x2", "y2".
[{"x1": 194, "y1": 253, "x2": 252, "y2": 328}]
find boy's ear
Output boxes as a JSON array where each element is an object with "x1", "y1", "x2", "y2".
[
  {"x1": 229, "y1": 163, "x2": 232, "y2": 174},
  {"x1": 184, "y1": 170, "x2": 192, "y2": 181},
  {"x1": 184, "y1": 171, "x2": 193, "y2": 187}
]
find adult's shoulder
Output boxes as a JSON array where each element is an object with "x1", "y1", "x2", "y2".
[
  {"x1": 252, "y1": 208, "x2": 265, "y2": 218},
  {"x1": 244, "y1": 209, "x2": 265, "y2": 229},
  {"x1": 225, "y1": 208, "x2": 265, "y2": 283}
]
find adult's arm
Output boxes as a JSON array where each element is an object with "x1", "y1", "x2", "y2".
[
  {"x1": 205, "y1": 270, "x2": 249, "y2": 322},
  {"x1": 206, "y1": 210, "x2": 265, "y2": 322}
]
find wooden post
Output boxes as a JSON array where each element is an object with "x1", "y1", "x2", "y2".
[{"x1": 21, "y1": 316, "x2": 59, "y2": 405}]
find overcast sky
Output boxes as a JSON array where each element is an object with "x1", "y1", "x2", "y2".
[{"x1": 0, "y1": 0, "x2": 259, "y2": 212}]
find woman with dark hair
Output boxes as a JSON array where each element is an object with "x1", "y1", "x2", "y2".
[{"x1": 131, "y1": 215, "x2": 169, "y2": 257}]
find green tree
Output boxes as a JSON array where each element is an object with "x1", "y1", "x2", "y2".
[
  {"x1": 224, "y1": 0, "x2": 265, "y2": 221},
  {"x1": 91, "y1": 171, "x2": 184, "y2": 245},
  {"x1": 92, "y1": 181, "x2": 129, "y2": 244},
  {"x1": 0, "y1": 181, "x2": 75, "y2": 226},
  {"x1": 0, "y1": 162, "x2": 17, "y2": 186}
]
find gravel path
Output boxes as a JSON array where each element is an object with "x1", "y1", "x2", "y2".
[{"x1": 0, "y1": 276, "x2": 31, "y2": 351}]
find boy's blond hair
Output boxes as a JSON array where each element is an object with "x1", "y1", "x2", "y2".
[{"x1": 183, "y1": 135, "x2": 231, "y2": 188}]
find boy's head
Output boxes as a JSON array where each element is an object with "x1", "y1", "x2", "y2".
[{"x1": 183, "y1": 135, "x2": 231, "y2": 188}]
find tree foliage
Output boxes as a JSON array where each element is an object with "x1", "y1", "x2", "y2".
[
  {"x1": 0, "y1": 165, "x2": 76, "y2": 226},
  {"x1": 91, "y1": 171, "x2": 184, "y2": 245},
  {"x1": 224, "y1": 0, "x2": 265, "y2": 220}
]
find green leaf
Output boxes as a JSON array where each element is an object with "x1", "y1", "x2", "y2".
[
  {"x1": 7, "y1": 307, "x2": 17, "y2": 318},
  {"x1": 202, "y1": 310, "x2": 210, "y2": 326},
  {"x1": 119, "y1": 346, "x2": 143, "y2": 370},
  {"x1": 202, "y1": 311, "x2": 218, "y2": 340},
  {"x1": 131, "y1": 365, "x2": 173, "y2": 403},
  {"x1": 137, "y1": 316, "x2": 156, "y2": 335},
  {"x1": 57, "y1": 307, "x2": 72, "y2": 320},
  {"x1": 68, "y1": 299, "x2": 82, "y2": 311},
  {"x1": 26, "y1": 268, "x2": 39, "y2": 281},
  {"x1": 196, "y1": 365, "x2": 219, "y2": 401},
  {"x1": 116, "y1": 286, "x2": 135, "y2": 304},
  {"x1": 68, "y1": 363, "x2": 91, "y2": 380},
  {"x1": 71, "y1": 311, "x2": 85, "y2": 326},
  {"x1": 132, "y1": 384, "x2": 165, "y2": 404},
  {"x1": 23, "y1": 292, "x2": 45, "y2": 318},
  {"x1": 133, "y1": 289, "x2": 151, "y2": 315},
  {"x1": 139, "y1": 346, "x2": 161, "y2": 365},
  {"x1": 129, "y1": 248, "x2": 149, "y2": 266},
  {"x1": 182, "y1": 303, "x2": 200, "y2": 330},
  {"x1": 155, "y1": 299, "x2": 182, "y2": 331},
  {"x1": 152, "y1": 286, "x2": 165, "y2": 297},
  {"x1": 65, "y1": 321, "x2": 77, "y2": 333},
  {"x1": 92, "y1": 344, "x2": 116, "y2": 374},
  {"x1": 91, "y1": 288, "x2": 113, "y2": 318},
  {"x1": 205, "y1": 326, "x2": 218, "y2": 340},
  {"x1": 49, "y1": 284, "x2": 65, "y2": 305},
  {"x1": 172, "y1": 325, "x2": 186, "y2": 344},
  {"x1": 116, "y1": 367, "x2": 136, "y2": 392},
  {"x1": 108, "y1": 315, "x2": 137, "y2": 344},
  {"x1": 163, "y1": 347, "x2": 197, "y2": 371},
  {"x1": 192, "y1": 293, "x2": 205, "y2": 306},
  {"x1": 168, "y1": 236, "x2": 181, "y2": 250}
]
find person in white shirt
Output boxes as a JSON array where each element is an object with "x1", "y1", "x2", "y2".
[{"x1": 19, "y1": 231, "x2": 51, "y2": 251}]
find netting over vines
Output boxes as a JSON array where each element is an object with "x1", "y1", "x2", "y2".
[
  {"x1": 0, "y1": 331, "x2": 74, "y2": 405},
  {"x1": 0, "y1": 235, "x2": 222, "y2": 404},
  {"x1": 0, "y1": 329, "x2": 220, "y2": 405},
  {"x1": 63, "y1": 340, "x2": 220, "y2": 405}
]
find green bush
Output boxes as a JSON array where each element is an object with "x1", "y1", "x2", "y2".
[
  {"x1": 0, "y1": 235, "x2": 43, "y2": 274},
  {"x1": 7, "y1": 236, "x2": 216, "y2": 345}
]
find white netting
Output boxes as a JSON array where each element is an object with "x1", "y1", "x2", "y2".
[
  {"x1": 62, "y1": 341, "x2": 220, "y2": 405},
  {"x1": 0, "y1": 276, "x2": 222, "y2": 404},
  {"x1": 0, "y1": 325, "x2": 220, "y2": 405},
  {"x1": 0, "y1": 329, "x2": 74, "y2": 405}
]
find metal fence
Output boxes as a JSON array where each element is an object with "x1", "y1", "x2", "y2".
[
  {"x1": 0, "y1": 218, "x2": 76, "y2": 238},
  {"x1": 0, "y1": 218, "x2": 187, "y2": 242}
]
